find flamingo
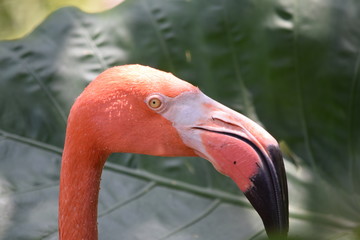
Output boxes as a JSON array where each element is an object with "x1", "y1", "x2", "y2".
[{"x1": 59, "y1": 64, "x2": 288, "y2": 239}]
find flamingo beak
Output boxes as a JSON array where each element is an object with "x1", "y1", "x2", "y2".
[
  {"x1": 160, "y1": 90, "x2": 289, "y2": 238},
  {"x1": 192, "y1": 114, "x2": 289, "y2": 238}
]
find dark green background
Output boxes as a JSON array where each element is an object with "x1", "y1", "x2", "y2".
[{"x1": 0, "y1": 0, "x2": 359, "y2": 239}]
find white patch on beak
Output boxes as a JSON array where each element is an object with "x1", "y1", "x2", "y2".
[{"x1": 147, "y1": 89, "x2": 211, "y2": 157}]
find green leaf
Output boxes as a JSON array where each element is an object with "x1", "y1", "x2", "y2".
[{"x1": 1, "y1": 0, "x2": 360, "y2": 239}]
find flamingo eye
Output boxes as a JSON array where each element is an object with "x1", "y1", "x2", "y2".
[{"x1": 148, "y1": 97, "x2": 162, "y2": 109}]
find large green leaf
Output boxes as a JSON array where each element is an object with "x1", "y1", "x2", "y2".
[{"x1": 1, "y1": 0, "x2": 360, "y2": 239}]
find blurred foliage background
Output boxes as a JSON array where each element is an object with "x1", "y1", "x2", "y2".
[
  {"x1": 0, "y1": 0, "x2": 123, "y2": 40},
  {"x1": 0, "y1": 0, "x2": 360, "y2": 239}
]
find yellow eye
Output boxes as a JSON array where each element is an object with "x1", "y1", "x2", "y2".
[{"x1": 148, "y1": 97, "x2": 162, "y2": 108}]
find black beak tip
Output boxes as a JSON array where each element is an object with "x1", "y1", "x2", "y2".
[{"x1": 244, "y1": 145, "x2": 289, "y2": 239}]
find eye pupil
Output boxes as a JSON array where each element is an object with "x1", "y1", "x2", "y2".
[{"x1": 148, "y1": 98, "x2": 162, "y2": 108}]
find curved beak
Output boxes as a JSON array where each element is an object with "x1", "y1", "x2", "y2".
[
  {"x1": 161, "y1": 90, "x2": 289, "y2": 238},
  {"x1": 192, "y1": 116, "x2": 289, "y2": 238}
]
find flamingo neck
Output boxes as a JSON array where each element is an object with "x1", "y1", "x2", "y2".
[{"x1": 59, "y1": 133, "x2": 108, "y2": 240}]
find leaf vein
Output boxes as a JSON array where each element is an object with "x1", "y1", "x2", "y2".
[
  {"x1": 14, "y1": 46, "x2": 68, "y2": 124},
  {"x1": 0, "y1": 129, "x2": 63, "y2": 154},
  {"x1": 139, "y1": 0, "x2": 175, "y2": 72},
  {"x1": 247, "y1": 229, "x2": 265, "y2": 240},
  {"x1": 104, "y1": 162, "x2": 250, "y2": 207},
  {"x1": 157, "y1": 199, "x2": 221, "y2": 240},
  {"x1": 63, "y1": 8, "x2": 108, "y2": 71},
  {"x1": 1, "y1": 182, "x2": 59, "y2": 197},
  {"x1": 98, "y1": 181, "x2": 157, "y2": 218},
  {"x1": 221, "y1": 2, "x2": 253, "y2": 117}
]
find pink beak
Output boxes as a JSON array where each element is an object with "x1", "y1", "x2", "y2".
[
  {"x1": 194, "y1": 116, "x2": 289, "y2": 238},
  {"x1": 160, "y1": 90, "x2": 289, "y2": 238}
]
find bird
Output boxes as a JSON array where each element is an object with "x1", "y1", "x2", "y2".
[{"x1": 59, "y1": 64, "x2": 288, "y2": 240}]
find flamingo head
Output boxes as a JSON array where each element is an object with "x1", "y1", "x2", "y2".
[{"x1": 69, "y1": 64, "x2": 288, "y2": 237}]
